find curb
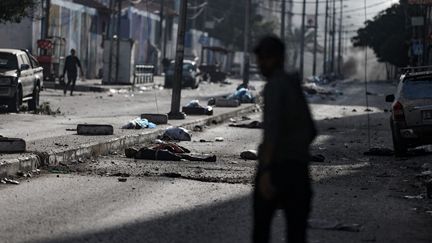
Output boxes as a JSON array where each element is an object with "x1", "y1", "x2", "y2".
[
  {"x1": 0, "y1": 104, "x2": 259, "y2": 178},
  {"x1": 43, "y1": 82, "x2": 155, "y2": 93}
]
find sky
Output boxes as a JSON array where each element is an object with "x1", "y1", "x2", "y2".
[{"x1": 289, "y1": 0, "x2": 399, "y2": 44}]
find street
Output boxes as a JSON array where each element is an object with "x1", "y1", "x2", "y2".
[{"x1": 1, "y1": 79, "x2": 431, "y2": 243}]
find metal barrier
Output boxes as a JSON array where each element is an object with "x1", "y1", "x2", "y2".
[{"x1": 133, "y1": 64, "x2": 154, "y2": 85}]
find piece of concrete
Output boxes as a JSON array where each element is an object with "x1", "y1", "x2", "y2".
[
  {"x1": 141, "y1": 113, "x2": 168, "y2": 125},
  {"x1": 77, "y1": 124, "x2": 114, "y2": 136},
  {"x1": 215, "y1": 98, "x2": 240, "y2": 107},
  {"x1": 0, "y1": 138, "x2": 26, "y2": 153}
]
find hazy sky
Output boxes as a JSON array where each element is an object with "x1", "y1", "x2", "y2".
[{"x1": 288, "y1": 0, "x2": 398, "y2": 45}]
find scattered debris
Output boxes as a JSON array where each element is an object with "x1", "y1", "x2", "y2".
[
  {"x1": 404, "y1": 195, "x2": 424, "y2": 200},
  {"x1": 352, "y1": 109, "x2": 357, "y2": 112},
  {"x1": 3, "y1": 178, "x2": 20, "y2": 185},
  {"x1": 111, "y1": 172, "x2": 131, "y2": 177},
  {"x1": 77, "y1": 124, "x2": 114, "y2": 135},
  {"x1": 161, "y1": 127, "x2": 192, "y2": 141},
  {"x1": 140, "y1": 113, "x2": 168, "y2": 125},
  {"x1": 227, "y1": 88, "x2": 255, "y2": 103},
  {"x1": 34, "y1": 102, "x2": 61, "y2": 116},
  {"x1": 182, "y1": 100, "x2": 213, "y2": 116},
  {"x1": 240, "y1": 150, "x2": 258, "y2": 160},
  {"x1": 364, "y1": 147, "x2": 394, "y2": 156},
  {"x1": 0, "y1": 137, "x2": 26, "y2": 153},
  {"x1": 311, "y1": 154, "x2": 325, "y2": 162},
  {"x1": 118, "y1": 177, "x2": 128, "y2": 182},
  {"x1": 229, "y1": 120, "x2": 263, "y2": 129},
  {"x1": 193, "y1": 125, "x2": 204, "y2": 132},
  {"x1": 66, "y1": 128, "x2": 77, "y2": 131},
  {"x1": 161, "y1": 172, "x2": 182, "y2": 178},
  {"x1": 122, "y1": 118, "x2": 156, "y2": 129},
  {"x1": 308, "y1": 219, "x2": 362, "y2": 232},
  {"x1": 215, "y1": 137, "x2": 224, "y2": 142}
]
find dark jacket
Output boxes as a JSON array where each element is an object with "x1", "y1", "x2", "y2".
[
  {"x1": 262, "y1": 69, "x2": 317, "y2": 162},
  {"x1": 63, "y1": 55, "x2": 82, "y2": 75}
]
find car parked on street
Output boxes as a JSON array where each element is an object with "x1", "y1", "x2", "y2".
[
  {"x1": 386, "y1": 71, "x2": 432, "y2": 155},
  {"x1": 0, "y1": 49, "x2": 43, "y2": 112},
  {"x1": 164, "y1": 60, "x2": 199, "y2": 89}
]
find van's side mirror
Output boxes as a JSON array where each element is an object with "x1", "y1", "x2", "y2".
[
  {"x1": 385, "y1": 94, "x2": 395, "y2": 103},
  {"x1": 20, "y1": 64, "x2": 30, "y2": 71}
]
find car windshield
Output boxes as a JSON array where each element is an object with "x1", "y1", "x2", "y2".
[
  {"x1": 402, "y1": 80, "x2": 432, "y2": 99},
  {"x1": 0, "y1": 52, "x2": 18, "y2": 71}
]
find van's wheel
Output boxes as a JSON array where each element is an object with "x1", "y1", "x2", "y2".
[
  {"x1": 7, "y1": 87, "x2": 22, "y2": 113},
  {"x1": 391, "y1": 122, "x2": 407, "y2": 156},
  {"x1": 28, "y1": 85, "x2": 40, "y2": 111}
]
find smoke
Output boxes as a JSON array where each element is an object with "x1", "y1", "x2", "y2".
[{"x1": 342, "y1": 47, "x2": 387, "y2": 81}]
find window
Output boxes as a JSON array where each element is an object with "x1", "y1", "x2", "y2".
[
  {"x1": 0, "y1": 53, "x2": 18, "y2": 70},
  {"x1": 402, "y1": 79, "x2": 432, "y2": 99}
]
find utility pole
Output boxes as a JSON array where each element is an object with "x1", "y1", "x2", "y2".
[
  {"x1": 107, "y1": 0, "x2": 115, "y2": 84},
  {"x1": 44, "y1": 0, "x2": 51, "y2": 39},
  {"x1": 281, "y1": 0, "x2": 286, "y2": 40},
  {"x1": 323, "y1": 0, "x2": 329, "y2": 75},
  {"x1": 242, "y1": 0, "x2": 251, "y2": 87},
  {"x1": 337, "y1": 0, "x2": 343, "y2": 76},
  {"x1": 115, "y1": 0, "x2": 121, "y2": 83},
  {"x1": 159, "y1": 0, "x2": 165, "y2": 52},
  {"x1": 312, "y1": 0, "x2": 319, "y2": 76},
  {"x1": 299, "y1": 0, "x2": 306, "y2": 80},
  {"x1": 330, "y1": 0, "x2": 336, "y2": 73},
  {"x1": 168, "y1": 0, "x2": 188, "y2": 119}
]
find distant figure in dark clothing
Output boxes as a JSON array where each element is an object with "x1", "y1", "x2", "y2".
[
  {"x1": 253, "y1": 36, "x2": 317, "y2": 243},
  {"x1": 62, "y1": 49, "x2": 83, "y2": 96}
]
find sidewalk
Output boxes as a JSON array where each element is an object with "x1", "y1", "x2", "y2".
[
  {"x1": 43, "y1": 76, "x2": 164, "y2": 93},
  {"x1": 0, "y1": 80, "x2": 263, "y2": 179}
]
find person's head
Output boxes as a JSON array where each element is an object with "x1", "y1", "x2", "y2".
[
  {"x1": 253, "y1": 36, "x2": 285, "y2": 78},
  {"x1": 70, "y1": 49, "x2": 76, "y2": 56}
]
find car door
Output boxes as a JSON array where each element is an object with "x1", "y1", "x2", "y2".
[{"x1": 18, "y1": 53, "x2": 34, "y2": 96}]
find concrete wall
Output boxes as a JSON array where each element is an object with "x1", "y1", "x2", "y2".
[{"x1": 0, "y1": 19, "x2": 34, "y2": 51}]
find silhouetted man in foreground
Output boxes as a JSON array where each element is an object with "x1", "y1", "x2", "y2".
[
  {"x1": 62, "y1": 49, "x2": 83, "y2": 96},
  {"x1": 253, "y1": 36, "x2": 317, "y2": 243}
]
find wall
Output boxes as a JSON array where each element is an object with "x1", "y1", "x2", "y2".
[{"x1": 0, "y1": 18, "x2": 34, "y2": 51}]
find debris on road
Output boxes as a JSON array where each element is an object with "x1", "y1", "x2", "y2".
[
  {"x1": 33, "y1": 102, "x2": 61, "y2": 116},
  {"x1": 229, "y1": 120, "x2": 263, "y2": 129},
  {"x1": 77, "y1": 124, "x2": 114, "y2": 135},
  {"x1": 161, "y1": 127, "x2": 192, "y2": 141},
  {"x1": 215, "y1": 137, "x2": 224, "y2": 142},
  {"x1": 193, "y1": 125, "x2": 204, "y2": 132},
  {"x1": 182, "y1": 100, "x2": 213, "y2": 116},
  {"x1": 122, "y1": 118, "x2": 156, "y2": 129},
  {"x1": 2, "y1": 178, "x2": 20, "y2": 185},
  {"x1": 364, "y1": 147, "x2": 394, "y2": 156},
  {"x1": 0, "y1": 137, "x2": 26, "y2": 153},
  {"x1": 403, "y1": 195, "x2": 424, "y2": 200},
  {"x1": 308, "y1": 219, "x2": 362, "y2": 232},
  {"x1": 226, "y1": 88, "x2": 255, "y2": 104},
  {"x1": 311, "y1": 154, "x2": 326, "y2": 162},
  {"x1": 118, "y1": 177, "x2": 128, "y2": 182},
  {"x1": 125, "y1": 142, "x2": 216, "y2": 162},
  {"x1": 140, "y1": 113, "x2": 168, "y2": 125},
  {"x1": 240, "y1": 150, "x2": 258, "y2": 160},
  {"x1": 213, "y1": 98, "x2": 240, "y2": 107}
]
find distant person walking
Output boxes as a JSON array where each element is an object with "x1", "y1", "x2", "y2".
[
  {"x1": 253, "y1": 36, "x2": 317, "y2": 243},
  {"x1": 62, "y1": 49, "x2": 83, "y2": 96}
]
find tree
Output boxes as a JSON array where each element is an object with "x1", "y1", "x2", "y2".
[
  {"x1": 0, "y1": 0, "x2": 39, "y2": 24},
  {"x1": 351, "y1": 1, "x2": 414, "y2": 67},
  {"x1": 189, "y1": 0, "x2": 276, "y2": 49}
]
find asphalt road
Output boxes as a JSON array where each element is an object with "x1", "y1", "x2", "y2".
[{"x1": 1, "y1": 80, "x2": 432, "y2": 243}]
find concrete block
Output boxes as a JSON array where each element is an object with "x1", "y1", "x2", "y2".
[
  {"x1": 0, "y1": 138, "x2": 26, "y2": 153},
  {"x1": 77, "y1": 124, "x2": 114, "y2": 135},
  {"x1": 141, "y1": 113, "x2": 168, "y2": 125},
  {"x1": 215, "y1": 98, "x2": 240, "y2": 107}
]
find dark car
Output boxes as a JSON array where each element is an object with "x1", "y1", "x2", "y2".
[
  {"x1": 164, "y1": 60, "x2": 199, "y2": 89},
  {"x1": 386, "y1": 71, "x2": 432, "y2": 155}
]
